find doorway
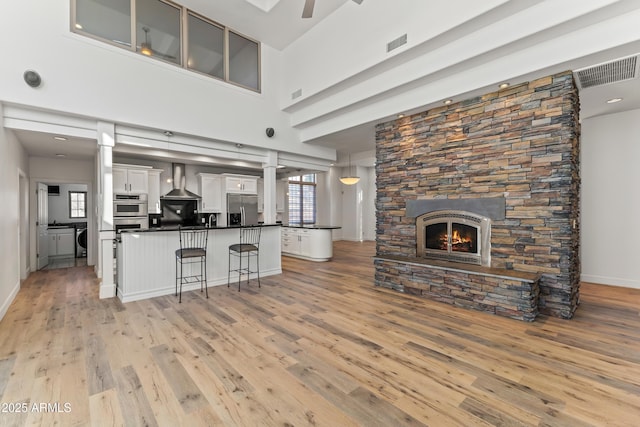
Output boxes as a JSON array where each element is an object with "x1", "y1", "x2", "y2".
[{"x1": 35, "y1": 181, "x2": 92, "y2": 270}]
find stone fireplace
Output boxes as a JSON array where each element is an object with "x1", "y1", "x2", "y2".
[{"x1": 374, "y1": 71, "x2": 581, "y2": 321}]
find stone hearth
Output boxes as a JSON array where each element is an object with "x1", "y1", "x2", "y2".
[{"x1": 374, "y1": 71, "x2": 580, "y2": 320}]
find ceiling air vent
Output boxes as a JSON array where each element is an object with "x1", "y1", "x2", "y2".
[
  {"x1": 387, "y1": 34, "x2": 407, "y2": 53},
  {"x1": 291, "y1": 88, "x2": 302, "y2": 100},
  {"x1": 575, "y1": 55, "x2": 638, "y2": 89}
]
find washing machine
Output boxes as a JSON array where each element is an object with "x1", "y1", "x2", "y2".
[{"x1": 76, "y1": 225, "x2": 87, "y2": 258}]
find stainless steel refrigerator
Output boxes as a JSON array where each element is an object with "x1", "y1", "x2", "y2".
[{"x1": 227, "y1": 194, "x2": 259, "y2": 226}]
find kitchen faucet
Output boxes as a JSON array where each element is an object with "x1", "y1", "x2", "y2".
[{"x1": 208, "y1": 214, "x2": 215, "y2": 228}]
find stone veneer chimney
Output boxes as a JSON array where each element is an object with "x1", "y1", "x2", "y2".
[{"x1": 375, "y1": 71, "x2": 580, "y2": 319}]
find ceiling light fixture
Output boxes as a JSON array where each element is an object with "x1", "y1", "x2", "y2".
[
  {"x1": 55, "y1": 153, "x2": 66, "y2": 157},
  {"x1": 53, "y1": 136, "x2": 67, "y2": 141},
  {"x1": 444, "y1": 99, "x2": 453, "y2": 105},
  {"x1": 339, "y1": 154, "x2": 360, "y2": 185},
  {"x1": 499, "y1": 82, "x2": 510, "y2": 89},
  {"x1": 163, "y1": 130, "x2": 173, "y2": 137},
  {"x1": 606, "y1": 97, "x2": 623, "y2": 104},
  {"x1": 397, "y1": 114, "x2": 405, "y2": 118},
  {"x1": 140, "y1": 27, "x2": 153, "y2": 56}
]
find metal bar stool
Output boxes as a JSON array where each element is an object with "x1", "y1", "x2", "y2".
[
  {"x1": 228, "y1": 226, "x2": 261, "y2": 291},
  {"x1": 175, "y1": 227, "x2": 209, "y2": 303}
]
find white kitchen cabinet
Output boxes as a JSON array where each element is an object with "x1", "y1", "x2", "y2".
[
  {"x1": 198, "y1": 173, "x2": 222, "y2": 212},
  {"x1": 225, "y1": 175, "x2": 257, "y2": 194},
  {"x1": 113, "y1": 166, "x2": 149, "y2": 194},
  {"x1": 281, "y1": 227, "x2": 333, "y2": 261},
  {"x1": 48, "y1": 228, "x2": 75, "y2": 257},
  {"x1": 147, "y1": 169, "x2": 163, "y2": 214}
]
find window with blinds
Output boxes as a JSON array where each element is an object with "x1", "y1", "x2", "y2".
[{"x1": 288, "y1": 174, "x2": 316, "y2": 225}]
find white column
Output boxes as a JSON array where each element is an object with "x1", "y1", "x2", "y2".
[
  {"x1": 97, "y1": 122, "x2": 116, "y2": 298},
  {"x1": 262, "y1": 151, "x2": 278, "y2": 224}
]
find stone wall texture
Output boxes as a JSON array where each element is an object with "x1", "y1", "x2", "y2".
[{"x1": 375, "y1": 71, "x2": 581, "y2": 319}]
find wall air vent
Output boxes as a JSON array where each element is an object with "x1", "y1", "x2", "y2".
[
  {"x1": 291, "y1": 88, "x2": 302, "y2": 100},
  {"x1": 387, "y1": 34, "x2": 407, "y2": 53},
  {"x1": 575, "y1": 55, "x2": 638, "y2": 89}
]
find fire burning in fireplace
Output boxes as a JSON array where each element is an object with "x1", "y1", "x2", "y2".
[{"x1": 417, "y1": 210, "x2": 491, "y2": 266}]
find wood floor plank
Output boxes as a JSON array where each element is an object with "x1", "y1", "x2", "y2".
[
  {"x1": 89, "y1": 388, "x2": 126, "y2": 427},
  {"x1": 113, "y1": 365, "x2": 158, "y2": 427},
  {"x1": 149, "y1": 344, "x2": 207, "y2": 413},
  {"x1": 1, "y1": 241, "x2": 639, "y2": 425}
]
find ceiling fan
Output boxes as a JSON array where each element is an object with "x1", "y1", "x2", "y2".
[
  {"x1": 139, "y1": 26, "x2": 177, "y2": 61},
  {"x1": 302, "y1": 0, "x2": 363, "y2": 19}
]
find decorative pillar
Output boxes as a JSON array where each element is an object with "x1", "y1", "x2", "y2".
[
  {"x1": 262, "y1": 151, "x2": 278, "y2": 224},
  {"x1": 97, "y1": 121, "x2": 116, "y2": 298}
]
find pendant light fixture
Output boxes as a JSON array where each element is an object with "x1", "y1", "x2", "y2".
[
  {"x1": 140, "y1": 27, "x2": 152, "y2": 56},
  {"x1": 339, "y1": 153, "x2": 360, "y2": 185}
]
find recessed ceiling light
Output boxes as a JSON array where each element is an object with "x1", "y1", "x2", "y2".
[
  {"x1": 499, "y1": 83, "x2": 510, "y2": 89},
  {"x1": 55, "y1": 153, "x2": 66, "y2": 157},
  {"x1": 606, "y1": 97, "x2": 623, "y2": 104},
  {"x1": 53, "y1": 136, "x2": 67, "y2": 141},
  {"x1": 444, "y1": 99, "x2": 453, "y2": 105}
]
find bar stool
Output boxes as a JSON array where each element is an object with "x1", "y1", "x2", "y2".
[
  {"x1": 175, "y1": 227, "x2": 209, "y2": 303},
  {"x1": 228, "y1": 226, "x2": 261, "y2": 291}
]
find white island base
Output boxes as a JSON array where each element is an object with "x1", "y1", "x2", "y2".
[
  {"x1": 281, "y1": 226, "x2": 339, "y2": 262},
  {"x1": 117, "y1": 226, "x2": 281, "y2": 302}
]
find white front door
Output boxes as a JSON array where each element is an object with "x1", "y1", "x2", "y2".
[{"x1": 37, "y1": 182, "x2": 49, "y2": 270}]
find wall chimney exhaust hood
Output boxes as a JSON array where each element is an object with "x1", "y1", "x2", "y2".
[{"x1": 161, "y1": 163, "x2": 200, "y2": 199}]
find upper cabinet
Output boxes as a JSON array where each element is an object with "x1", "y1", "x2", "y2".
[
  {"x1": 224, "y1": 175, "x2": 257, "y2": 194},
  {"x1": 147, "y1": 169, "x2": 163, "y2": 214},
  {"x1": 113, "y1": 166, "x2": 149, "y2": 194},
  {"x1": 198, "y1": 173, "x2": 223, "y2": 213}
]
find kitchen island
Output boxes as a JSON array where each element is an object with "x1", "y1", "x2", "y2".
[
  {"x1": 281, "y1": 225, "x2": 340, "y2": 262},
  {"x1": 116, "y1": 224, "x2": 281, "y2": 302}
]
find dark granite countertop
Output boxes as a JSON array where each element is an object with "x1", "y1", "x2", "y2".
[
  {"x1": 282, "y1": 224, "x2": 341, "y2": 230},
  {"x1": 119, "y1": 223, "x2": 281, "y2": 233},
  {"x1": 48, "y1": 222, "x2": 87, "y2": 229}
]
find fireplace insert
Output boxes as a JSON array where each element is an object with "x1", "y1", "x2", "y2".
[{"x1": 417, "y1": 210, "x2": 491, "y2": 266}]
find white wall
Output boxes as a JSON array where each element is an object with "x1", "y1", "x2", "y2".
[
  {"x1": 581, "y1": 108, "x2": 640, "y2": 288},
  {"x1": 0, "y1": 115, "x2": 29, "y2": 321},
  {"x1": 363, "y1": 167, "x2": 376, "y2": 241},
  {"x1": 47, "y1": 183, "x2": 89, "y2": 223},
  {"x1": 0, "y1": 0, "x2": 334, "y2": 161},
  {"x1": 316, "y1": 168, "x2": 343, "y2": 239},
  {"x1": 29, "y1": 156, "x2": 96, "y2": 271}
]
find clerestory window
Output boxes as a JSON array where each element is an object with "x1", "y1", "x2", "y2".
[{"x1": 72, "y1": 0, "x2": 260, "y2": 92}]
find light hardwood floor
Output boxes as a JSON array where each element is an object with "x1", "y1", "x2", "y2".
[{"x1": 0, "y1": 241, "x2": 639, "y2": 426}]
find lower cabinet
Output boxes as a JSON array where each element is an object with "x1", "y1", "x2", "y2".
[
  {"x1": 281, "y1": 227, "x2": 333, "y2": 261},
  {"x1": 48, "y1": 228, "x2": 75, "y2": 257}
]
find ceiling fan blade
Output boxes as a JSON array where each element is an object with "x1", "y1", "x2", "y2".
[{"x1": 302, "y1": 0, "x2": 315, "y2": 18}]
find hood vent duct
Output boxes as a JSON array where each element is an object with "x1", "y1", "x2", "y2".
[
  {"x1": 161, "y1": 163, "x2": 200, "y2": 199},
  {"x1": 575, "y1": 55, "x2": 638, "y2": 89}
]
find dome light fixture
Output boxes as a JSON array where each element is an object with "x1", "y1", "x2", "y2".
[{"x1": 339, "y1": 153, "x2": 360, "y2": 185}]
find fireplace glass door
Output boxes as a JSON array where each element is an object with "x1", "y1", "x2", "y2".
[
  {"x1": 425, "y1": 222, "x2": 478, "y2": 254},
  {"x1": 451, "y1": 223, "x2": 478, "y2": 253}
]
